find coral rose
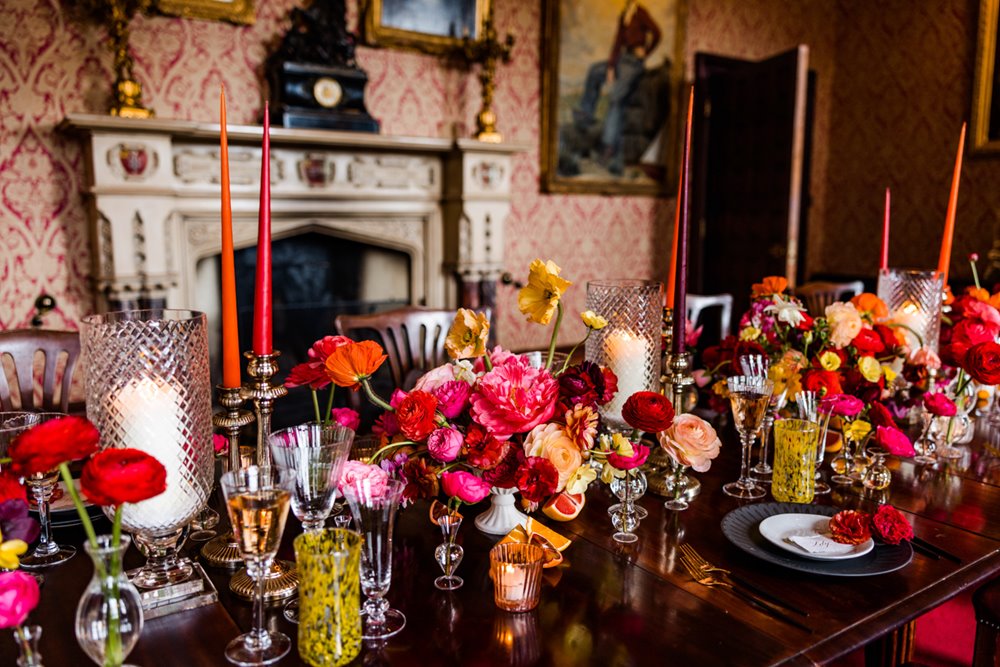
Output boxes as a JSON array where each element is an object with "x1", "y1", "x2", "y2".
[
  {"x1": 965, "y1": 341, "x2": 1000, "y2": 385},
  {"x1": 284, "y1": 335, "x2": 352, "y2": 389},
  {"x1": 825, "y1": 302, "x2": 864, "y2": 349},
  {"x1": 80, "y1": 449, "x2": 167, "y2": 506},
  {"x1": 8, "y1": 415, "x2": 100, "y2": 477},
  {"x1": 395, "y1": 390, "x2": 439, "y2": 442},
  {"x1": 0, "y1": 570, "x2": 39, "y2": 629},
  {"x1": 658, "y1": 414, "x2": 722, "y2": 473},
  {"x1": 621, "y1": 391, "x2": 675, "y2": 433},
  {"x1": 470, "y1": 358, "x2": 559, "y2": 440},
  {"x1": 445, "y1": 308, "x2": 490, "y2": 360},
  {"x1": 441, "y1": 471, "x2": 492, "y2": 504},
  {"x1": 870, "y1": 505, "x2": 913, "y2": 545},
  {"x1": 523, "y1": 423, "x2": 582, "y2": 492}
]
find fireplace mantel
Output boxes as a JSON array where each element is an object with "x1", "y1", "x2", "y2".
[{"x1": 60, "y1": 114, "x2": 525, "y2": 315}]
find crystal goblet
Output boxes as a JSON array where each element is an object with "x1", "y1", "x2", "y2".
[{"x1": 723, "y1": 375, "x2": 773, "y2": 499}]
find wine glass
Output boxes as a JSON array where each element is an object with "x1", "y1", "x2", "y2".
[
  {"x1": 7, "y1": 412, "x2": 78, "y2": 569},
  {"x1": 723, "y1": 375, "x2": 773, "y2": 500},
  {"x1": 739, "y1": 355, "x2": 782, "y2": 483},
  {"x1": 0, "y1": 411, "x2": 38, "y2": 462},
  {"x1": 342, "y1": 478, "x2": 406, "y2": 640},
  {"x1": 269, "y1": 422, "x2": 354, "y2": 623},
  {"x1": 219, "y1": 466, "x2": 295, "y2": 666}
]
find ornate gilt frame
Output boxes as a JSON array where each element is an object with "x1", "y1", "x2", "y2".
[
  {"x1": 363, "y1": 0, "x2": 489, "y2": 55},
  {"x1": 972, "y1": 0, "x2": 1000, "y2": 153},
  {"x1": 540, "y1": 0, "x2": 687, "y2": 196},
  {"x1": 155, "y1": 0, "x2": 255, "y2": 25}
]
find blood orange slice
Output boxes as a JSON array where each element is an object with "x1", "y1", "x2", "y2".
[
  {"x1": 429, "y1": 499, "x2": 462, "y2": 526},
  {"x1": 542, "y1": 491, "x2": 585, "y2": 522}
]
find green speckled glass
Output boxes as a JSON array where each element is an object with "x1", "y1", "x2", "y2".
[
  {"x1": 772, "y1": 419, "x2": 818, "y2": 504},
  {"x1": 294, "y1": 529, "x2": 362, "y2": 666}
]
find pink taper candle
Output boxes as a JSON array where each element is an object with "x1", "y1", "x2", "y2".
[
  {"x1": 879, "y1": 187, "x2": 890, "y2": 271},
  {"x1": 219, "y1": 88, "x2": 241, "y2": 387},
  {"x1": 252, "y1": 104, "x2": 272, "y2": 355},
  {"x1": 672, "y1": 87, "x2": 694, "y2": 356},
  {"x1": 937, "y1": 122, "x2": 966, "y2": 286}
]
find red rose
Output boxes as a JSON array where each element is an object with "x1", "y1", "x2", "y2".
[
  {"x1": 80, "y1": 448, "x2": 167, "y2": 506},
  {"x1": 873, "y1": 324, "x2": 900, "y2": 351},
  {"x1": 463, "y1": 423, "x2": 507, "y2": 470},
  {"x1": 395, "y1": 390, "x2": 439, "y2": 442},
  {"x1": 828, "y1": 510, "x2": 872, "y2": 545},
  {"x1": 941, "y1": 319, "x2": 996, "y2": 367},
  {"x1": 622, "y1": 392, "x2": 675, "y2": 433},
  {"x1": 870, "y1": 505, "x2": 913, "y2": 545},
  {"x1": 965, "y1": 341, "x2": 1000, "y2": 384},
  {"x1": 515, "y1": 456, "x2": 559, "y2": 503},
  {"x1": 850, "y1": 328, "x2": 885, "y2": 357},
  {"x1": 482, "y1": 445, "x2": 524, "y2": 488},
  {"x1": 800, "y1": 369, "x2": 843, "y2": 397},
  {"x1": 0, "y1": 470, "x2": 26, "y2": 504},
  {"x1": 8, "y1": 416, "x2": 100, "y2": 477}
]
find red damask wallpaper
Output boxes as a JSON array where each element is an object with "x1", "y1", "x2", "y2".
[{"x1": 0, "y1": 0, "x2": 992, "y2": 352}]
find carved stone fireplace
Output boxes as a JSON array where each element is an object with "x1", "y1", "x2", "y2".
[{"x1": 61, "y1": 115, "x2": 522, "y2": 319}]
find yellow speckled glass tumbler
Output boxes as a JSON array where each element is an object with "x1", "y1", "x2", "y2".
[
  {"x1": 294, "y1": 529, "x2": 362, "y2": 666},
  {"x1": 772, "y1": 419, "x2": 818, "y2": 504}
]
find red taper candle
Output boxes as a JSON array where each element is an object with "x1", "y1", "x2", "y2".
[
  {"x1": 252, "y1": 104, "x2": 272, "y2": 355},
  {"x1": 672, "y1": 87, "x2": 694, "y2": 356},
  {"x1": 219, "y1": 87, "x2": 241, "y2": 387},
  {"x1": 879, "y1": 187, "x2": 890, "y2": 271}
]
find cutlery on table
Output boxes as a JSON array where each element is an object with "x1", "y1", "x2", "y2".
[
  {"x1": 679, "y1": 543, "x2": 809, "y2": 617},
  {"x1": 678, "y1": 554, "x2": 813, "y2": 633}
]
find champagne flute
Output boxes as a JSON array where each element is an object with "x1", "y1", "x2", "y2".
[
  {"x1": 269, "y1": 422, "x2": 354, "y2": 623},
  {"x1": 723, "y1": 376, "x2": 773, "y2": 500},
  {"x1": 7, "y1": 412, "x2": 78, "y2": 569},
  {"x1": 219, "y1": 466, "x2": 295, "y2": 666}
]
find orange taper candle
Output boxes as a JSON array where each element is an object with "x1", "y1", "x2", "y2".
[
  {"x1": 937, "y1": 122, "x2": 966, "y2": 285},
  {"x1": 219, "y1": 88, "x2": 241, "y2": 388},
  {"x1": 252, "y1": 104, "x2": 273, "y2": 355}
]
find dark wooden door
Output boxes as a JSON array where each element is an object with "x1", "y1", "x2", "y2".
[{"x1": 691, "y1": 46, "x2": 811, "y2": 317}]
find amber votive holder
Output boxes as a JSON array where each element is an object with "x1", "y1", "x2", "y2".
[{"x1": 489, "y1": 543, "x2": 544, "y2": 613}]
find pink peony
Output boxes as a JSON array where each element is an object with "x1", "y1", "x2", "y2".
[
  {"x1": 923, "y1": 392, "x2": 957, "y2": 417},
  {"x1": 427, "y1": 427, "x2": 464, "y2": 462},
  {"x1": 473, "y1": 346, "x2": 517, "y2": 373},
  {"x1": 469, "y1": 357, "x2": 559, "y2": 440},
  {"x1": 607, "y1": 443, "x2": 650, "y2": 470},
  {"x1": 875, "y1": 426, "x2": 915, "y2": 457},
  {"x1": 441, "y1": 470, "x2": 492, "y2": 504},
  {"x1": 819, "y1": 393, "x2": 864, "y2": 417},
  {"x1": 658, "y1": 414, "x2": 722, "y2": 472},
  {"x1": 432, "y1": 380, "x2": 472, "y2": 419},
  {"x1": 0, "y1": 571, "x2": 39, "y2": 629},
  {"x1": 330, "y1": 407, "x2": 360, "y2": 431},
  {"x1": 338, "y1": 460, "x2": 389, "y2": 498}
]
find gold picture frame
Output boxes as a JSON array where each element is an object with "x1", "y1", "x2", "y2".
[
  {"x1": 155, "y1": 0, "x2": 255, "y2": 25},
  {"x1": 540, "y1": 0, "x2": 687, "y2": 195},
  {"x1": 364, "y1": 0, "x2": 489, "y2": 55},
  {"x1": 972, "y1": 0, "x2": 1000, "y2": 153}
]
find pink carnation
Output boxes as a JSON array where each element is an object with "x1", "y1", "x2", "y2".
[
  {"x1": 338, "y1": 460, "x2": 389, "y2": 498},
  {"x1": 330, "y1": 407, "x2": 360, "y2": 431},
  {"x1": 427, "y1": 427, "x2": 464, "y2": 462},
  {"x1": 469, "y1": 357, "x2": 559, "y2": 440},
  {"x1": 875, "y1": 426, "x2": 915, "y2": 457},
  {"x1": 432, "y1": 380, "x2": 472, "y2": 419}
]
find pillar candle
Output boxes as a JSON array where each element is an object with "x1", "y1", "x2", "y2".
[
  {"x1": 219, "y1": 88, "x2": 241, "y2": 388},
  {"x1": 252, "y1": 104, "x2": 273, "y2": 355},
  {"x1": 603, "y1": 330, "x2": 650, "y2": 424},
  {"x1": 672, "y1": 88, "x2": 694, "y2": 355},
  {"x1": 879, "y1": 187, "x2": 890, "y2": 271},
  {"x1": 937, "y1": 122, "x2": 966, "y2": 286}
]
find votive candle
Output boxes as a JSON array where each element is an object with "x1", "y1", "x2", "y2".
[{"x1": 489, "y1": 543, "x2": 544, "y2": 612}]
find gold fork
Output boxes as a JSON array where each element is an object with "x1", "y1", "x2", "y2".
[
  {"x1": 679, "y1": 543, "x2": 809, "y2": 617},
  {"x1": 677, "y1": 554, "x2": 812, "y2": 633}
]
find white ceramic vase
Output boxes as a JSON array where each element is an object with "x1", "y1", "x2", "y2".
[{"x1": 474, "y1": 487, "x2": 529, "y2": 535}]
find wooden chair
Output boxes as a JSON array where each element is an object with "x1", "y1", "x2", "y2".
[
  {"x1": 335, "y1": 307, "x2": 488, "y2": 392},
  {"x1": 0, "y1": 329, "x2": 84, "y2": 413},
  {"x1": 973, "y1": 576, "x2": 1000, "y2": 666},
  {"x1": 795, "y1": 280, "x2": 865, "y2": 316},
  {"x1": 686, "y1": 293, "x2": 734, "y2": 341}
]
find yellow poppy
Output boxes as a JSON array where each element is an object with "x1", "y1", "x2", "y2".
[
  {"x1": 445, "y1": 308, "x2": 490, "y2": 359},
  {"x1": 581, "y1": 310, "x2": 608, "y2": 330},
  {"x1": 518, "y1": 259, "x2": 572, "y2": 325},
  {"x1": 565, "y1": 465, "x2": 597, "y2": 495},
  {"x1": 858, "y1": 356, "x2": 882, "y2": 383},
  {"x1": 0, "y1": 538, "x2": 27, "y2": 570},
  {"x1": 844, "y1": 420, "x2": 872, "y2": 442},
  {"x1": 819, "y1": 350, "x2": 842, "y2": 372}
]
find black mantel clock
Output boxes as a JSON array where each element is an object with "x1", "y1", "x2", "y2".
[{"x1": 266, "y1": 0, "x2": 379, "y2": 132}]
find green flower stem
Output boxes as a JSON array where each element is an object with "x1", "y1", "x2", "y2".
[
  {"x1": 361, "y1": 378, "x2": 393, "y2": 412},
  {"x1": 545, "y1": 302, "x2": 564, "y2": 370},
  {"x1": 483, "y1": 353, "x2": 493, "y2": 372},
  {"x1": 972, "y1": 257, "x2": 982, "y2": 290},
  {"x1": 324, "y1": 386, "x2": 336, "y2": 426},
  {"x1": 560, "y1": 328, "x2": 593, "y2": 375},
  {"x1": 311, "y1": 390, "x2": 322, "y2": 425},
  {"x1": 886, "y1": 322, "x2": 924, "y2": 349},
  {"x1": 369, "y1": 440, "x2": 415, "y2": 464},
  {"x1": 105, "y1": 505, "x2": 124, "y2": 667},
  {"x1": 59, "y1": 462, "x2": 96, "y2": 550}
]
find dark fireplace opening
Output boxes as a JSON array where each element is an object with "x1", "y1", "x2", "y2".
[{"x1": 199, "y1": 231, "x2": 410, "y2": 428}]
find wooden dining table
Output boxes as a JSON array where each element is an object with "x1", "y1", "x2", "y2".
[{"x1": 4, "y1": 419, "x2": 1000, "y2": 666}]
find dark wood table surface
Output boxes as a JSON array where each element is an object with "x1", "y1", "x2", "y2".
[{"x1": 4, "y1": 420, "x2": 1000, "y2": 667}]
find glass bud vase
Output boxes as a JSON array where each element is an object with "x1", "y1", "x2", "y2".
[
  {"x1": 13, "y1": 625, "x2": 44, "y2": 666},
  {"x1": 75, "y1": 536, "x2": 144, "y2": 667}
]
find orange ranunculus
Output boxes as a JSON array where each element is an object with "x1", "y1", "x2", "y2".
[
  {"x1": 966, "y1": 286, "x2": 991, "y2": 303},
  {"x1": 989, "y1": 292, "x2": 1000, "y2": 311},
  {"x1": 324, "y1": 340, "x2": 387, "y2": 390},
  {"x1": 751, "y1": 276, "x2": 788, "y2": 298},
  {"x1": 943, "y1": 284, "x2": 955, "y2": 305},
  {"x1": 850, "y1": 293, "x2": 889, "y2": 322}
]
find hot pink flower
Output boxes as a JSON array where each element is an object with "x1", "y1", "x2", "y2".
[
  {"x1": 285, "y1": 335, "x2": 353, "y2": 389},
  {"x1": 441, "y1": 470, "x2": 492, "y2": 504},
  {"x1": 473, "y1": 346, "x2": 517, "y2": 373},
  {"x1": 875, "y1": 426, "x2": 915, "y2": 457},
  {"x1": 923, "y1": 392, "x2": 957, "y2": 417},
  {"x1": 338, "y1": 460, "x2": 389, "y2": 498},
  {"x1": 469, "y1": 357, "x2": 559, "y2": 440},
  {"x1": 330, "y1": 407, "x2": 360, "y2": 431},
  {"x1": 414, "y1": 363, "x2": 469, "y2": 393},
  {"x1": 432, "y1": 380, "x2": 472, "y2": 419},
  {"x1": 0, "y1": 571, "x2": 39, "y2": 629},
  {"x1": 213, "y1": 433, "x2": 229, "y2": 456},
  {"x1": 963, "y1": 300, "x2": 1000, "y2": 331},
  {"x1": 819, "y1": 393, "x2": 864, "y2": 417},
  {"x1": 427, "y1": 427, "x2": 464, "y2": 462},
  {"x1": 607, "y1": 443, "x2": 650, "y2": 470}
]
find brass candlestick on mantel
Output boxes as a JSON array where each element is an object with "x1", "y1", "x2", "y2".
[
  {"x1": 201, "y1": 385, "x2": 254, "y2": 569},
  {"x1": 460, "y1": 4, "x2": 514, "y2": 143},
  {"x1": 78, "y1": 0, "x2": 154, "y2": 118}
]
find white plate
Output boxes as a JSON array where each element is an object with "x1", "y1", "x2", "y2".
[{"x1": 758, "y1": 513, "x2": 874, "y2": 561}]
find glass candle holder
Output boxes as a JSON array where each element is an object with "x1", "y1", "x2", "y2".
[
  {"x1": 877, "y1": 268, "x2": 944, "y2": 353},
  {"x1": 489, "y1": 542, "x2": 544, "y2": 613},
  {"x1": 585, "y1": 280, "x2": 663, "y2": 432},
  {"x1": 81, "y1": 309, "x2": 214, "y2": 589}
]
